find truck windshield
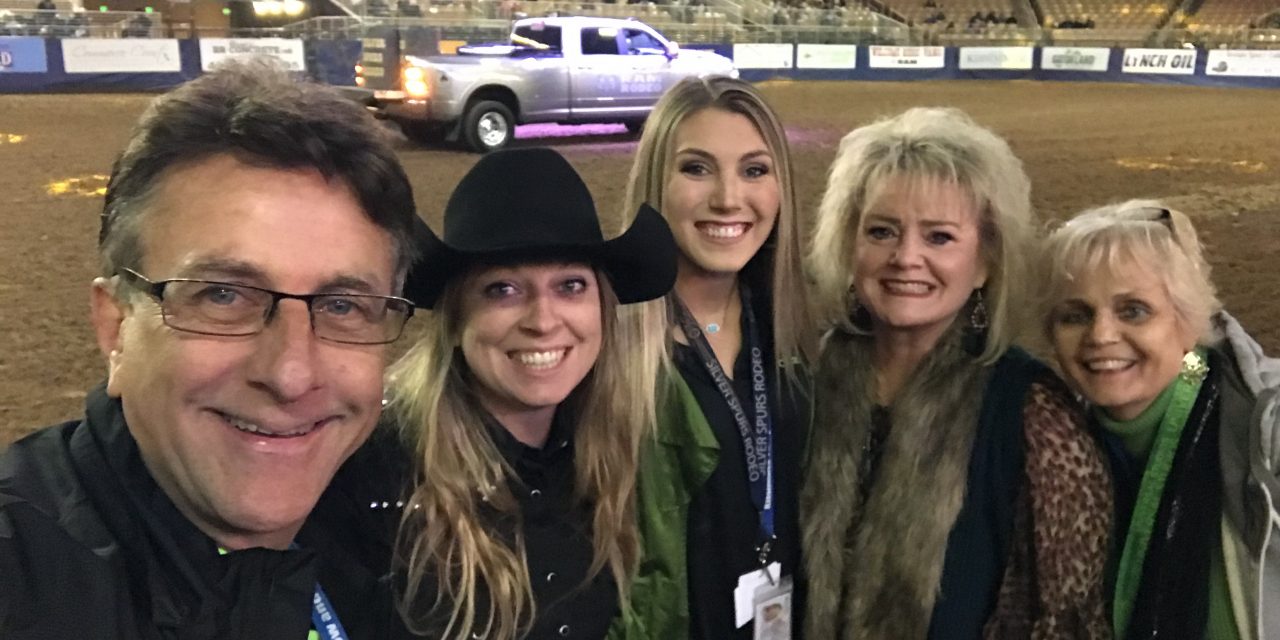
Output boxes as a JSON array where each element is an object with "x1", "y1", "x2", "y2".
[{"x1": 512, "y1": 24, "x2": 562, "y2": 50}]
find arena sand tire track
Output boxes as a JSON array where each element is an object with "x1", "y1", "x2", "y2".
[{"x1": 2, "y1": 80, "x2": 1279, "y2": 444}]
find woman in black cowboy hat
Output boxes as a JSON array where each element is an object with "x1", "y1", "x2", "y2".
[{"x1": 385, "y1": 147, "x2": 677, "y2": 640}]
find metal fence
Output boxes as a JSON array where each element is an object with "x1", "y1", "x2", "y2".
[
  {"x1": 6, "y1": 0, "x2": 1280, "y2": 48},
  {"x1": 0, "y1": 7, "x2": 163, "y2": 38}
]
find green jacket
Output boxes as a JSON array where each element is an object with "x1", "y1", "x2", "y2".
[{"x1": 609, "y1": 373, "x2": 719, "y2": 639}]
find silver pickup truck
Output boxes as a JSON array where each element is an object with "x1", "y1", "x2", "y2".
[{"x1": 353, "y1": 16, "x2": 737, "y2": 152}]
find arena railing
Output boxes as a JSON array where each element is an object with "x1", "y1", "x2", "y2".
[
  {"x1": 14, "y1": 2, "x2": 1277, "y2": 48},
  {"x1": 1185, "y1": 26, "x2": 1280, "y2": 49},
  {"x1": 0, "y1": 7, "x2": 162, "y2": 38}
]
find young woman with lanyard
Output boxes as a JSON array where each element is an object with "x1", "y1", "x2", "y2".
[
  {"x1": 385, "y1": 147, "x2": 678, "y2": 639},
  {"x1": 609, "y1": 76, "x2": 817, "y2": 639}
]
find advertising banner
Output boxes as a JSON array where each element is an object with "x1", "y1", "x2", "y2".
[
  {"x1": 1206, "y1": 49, "x2": 1280, "y2": 77},
  {"x1": 1121, "y1": 48, "x2": 1196, "y2": 75},
  {"x1": 0, "y1": 37, "x2": 48, "y2": 73},
  {"x1": 796, "y1": 44, "x2": 857, "y2": 69},
  {"x1": 958, "y1": 46, "x2": 1034, "y2": 70},
  {"x1": 199, "y1": 38, "x2": 307, "y2": 71},
  {"x1": 732, "y1": 43, "x2": 793, "y2": 69},
  {"x1": 868, "y1": 45, "x2": 945, "y2": 68},
  {"x1": 1039, "y1": 46, "x2": 1110, "y2": 72},
  {"x1": 61, "y1": 38, "x2": 181, "y2": 73}
]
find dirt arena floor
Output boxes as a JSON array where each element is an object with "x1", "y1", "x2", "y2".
[{"x1": 2, "y1": 79, "x2": 1279, "y2": 445}]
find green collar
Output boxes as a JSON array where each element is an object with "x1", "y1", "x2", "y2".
[{"x1": 1096, "y1": 379, "x2": 1178, "y2": 459}]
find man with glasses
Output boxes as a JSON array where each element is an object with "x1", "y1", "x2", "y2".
[{"x1": 0, "y1": 61, "x2": 423, "y2": 638}]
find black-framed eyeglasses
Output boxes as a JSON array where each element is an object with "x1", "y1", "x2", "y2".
[{"x1": 116, "y1": 268, "x2": 415, "y2": 345}]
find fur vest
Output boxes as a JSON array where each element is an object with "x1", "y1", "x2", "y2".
[
  {"x1": 802, "y1": 327, "x2": 993, "y2": 639},
  {"x1": 801, "y1": 327, "x2": 1112, "y2": 639}
]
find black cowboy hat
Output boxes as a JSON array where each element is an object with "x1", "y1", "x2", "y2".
[{"x1": 403, "y1": 147, "x2": 677, "y2": 309}]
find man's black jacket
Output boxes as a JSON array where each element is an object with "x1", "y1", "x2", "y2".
[{"x1": 0, "y1": 385, "x2": 406, "y2": 639}]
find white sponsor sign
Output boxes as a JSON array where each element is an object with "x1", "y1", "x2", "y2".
[
  {"x1": 732, "y1": 43, "x2": 793, "y2": 69},
  {"x1": 200, "y1": 38, "x2": 306, "y2": 71},
  {"x1": 1122, "y1": 48, "x2": 1196, "y2": 75},
  {"x1": 1040, "y1": 46, "x2": 1110, "y2": 72},
  {"x1": 61, "y1": 38, "x2": 181, "y2": 73},
  {"x1": 1206, "y1": 49, "x2": 1280, "y2": 77},
  {"x1": 959, "y1": 46, "x2": 1033, "y2": 70},
  {"x1": 868, "y1": 45, "x2": 945, "y2": 69},
  {"x1": 796, "y1": 44, "x2": 857, "y2": 69}
]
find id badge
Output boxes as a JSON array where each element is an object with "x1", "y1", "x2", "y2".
[
  {"x1": 752, "y1": 575, "x2": 793, "y2": 640},
  {"x1": 733, "y1": 562, "x2": 793, "y2": 637}
]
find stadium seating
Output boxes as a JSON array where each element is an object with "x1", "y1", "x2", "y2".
[
  {"x1": 1188, "y1": 0, "x2": 1274, "y2": 27},
  {"x1": 1039, "y1": 0, "x2": 1176, "y2": 30},
  {"x1": 877, "y1": 0, "x2": 1030, "y2": 27}
]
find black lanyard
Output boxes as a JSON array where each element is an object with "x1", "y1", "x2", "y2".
[{"x1": 672, "y1": 285, "x2": 777, "y2": 563}]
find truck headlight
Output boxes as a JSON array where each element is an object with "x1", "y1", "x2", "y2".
[{"x1": 403, "y1": 66, "x2": 429, "y2": 99}]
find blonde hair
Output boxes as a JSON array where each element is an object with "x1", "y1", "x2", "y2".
[
  {"x1": 807, "y1": 107, "x2": 1035, "y2": 364},
  {"x1": 618, "y1": 75, "x2": 817, "y2": 374},
  {"x1": 1041, "y1": 199, "x2": 1221, "y2": 344},
  {"x1": 386, "y1": 265, "x2": 645, "y2": 639}
]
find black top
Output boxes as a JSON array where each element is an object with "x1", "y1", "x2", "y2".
[
  {"x1": 392, "y1": 410, "x2": 620, "y2": 640},
  {"x1": 485, "y1": 411, "x2": 620, "y2": 640},
  {"x1": 674, "y1": 297, "x2": 808, "y2": 640},
  {"x1": 0, "y1": 385, "x2": 402, "y2": 639}
]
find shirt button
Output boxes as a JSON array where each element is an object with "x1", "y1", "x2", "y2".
[
  {"x1": 545, "y1": 571, "x2": 557, "y2": 583},
  {"x1": 530, "y1": 489, "x2": 542, "y2": 498},
  {"x1": 558, "y1": 624, "x2": 571, "y2": 636}
]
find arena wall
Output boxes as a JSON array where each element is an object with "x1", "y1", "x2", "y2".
[{"x1": 2, "y1": 35, "x2": 1278, "y2": 92}]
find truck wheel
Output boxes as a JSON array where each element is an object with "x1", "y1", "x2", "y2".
[{"x1": 463, "y1": 100, "x2": 514, "y2": 153}]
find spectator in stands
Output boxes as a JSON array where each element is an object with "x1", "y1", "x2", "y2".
[
  {"x1": 122, "y1": 12, "x2": 151, "y2": 37},
  {"x1": 66, "y1": 7, "x2": 88, "y2": 36},
  {"x1": 397, "y1": 0, "x2": 423, "y2": 16},
  {"x1": 771, "y1": 1, "x2": 790, "y2": 25},
  {"x1": 33, "y1": 0, "x2": 54, "y2": 27},
  {"x1": 0, "y1": 61, "x2": 423, "y2": 639},
  {"x1": 1041, "y1": 200, "x2": 1280, "y2": 640},
  {"x1": 802, "y1": 107, "x2": 1112, "y2": 639}
]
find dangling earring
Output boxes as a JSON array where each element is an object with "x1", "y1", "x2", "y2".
[{"x1": 969, "y1": 289, "x2": 989, "y2": 332}]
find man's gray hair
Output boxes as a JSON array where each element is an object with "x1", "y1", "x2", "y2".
[{"x1": 100, "y1": 59, "x2": 419, "y2": 281}]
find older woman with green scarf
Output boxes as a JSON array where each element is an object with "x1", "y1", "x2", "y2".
[{"x1": 1043, "y1": 199, "x2": 1280, "y2": 639}]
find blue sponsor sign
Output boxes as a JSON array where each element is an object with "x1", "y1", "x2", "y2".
[{"x1": 0, "y1": 37, "x2": 48, "y2": 73}]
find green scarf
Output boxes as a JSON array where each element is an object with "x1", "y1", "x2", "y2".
[
  {"x1": 1108, "y1": 348, "x2": 1208, "y2": 639},
  {"x1": 1097, "y1": 381, "x2": 1175, "y2": 459}
]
